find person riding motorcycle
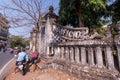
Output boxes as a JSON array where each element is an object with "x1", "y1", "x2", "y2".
[{"x1": 14, "y1": 48, "x2": 27, "y2": 73}]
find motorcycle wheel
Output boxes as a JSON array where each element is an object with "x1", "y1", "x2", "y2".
[{"x1": 21, "y1": 69, "x2": 26, "y2": 75}]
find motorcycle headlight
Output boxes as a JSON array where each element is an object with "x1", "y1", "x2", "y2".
[
  {"x1": 26, "y1": 58, "x2": 29, "y2": 61},
  {"x1": 18, "y1": 65, "x2": 23, "y2": 70}
]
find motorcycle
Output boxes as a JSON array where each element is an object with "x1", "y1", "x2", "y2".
[
  {"x1": 17, "y1": 61, "x2": 27, "y2": 75},
  {"x1": 17, "y1": 58, "x2": 29, "y2": 75}
]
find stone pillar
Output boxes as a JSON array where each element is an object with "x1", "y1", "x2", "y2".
[
  {"x1": 96, "y1": 46, "x2": 103, "y2": 68},
  {"x1": 61, "y1": 47, "x2": 65, "y2": 60},
  {"x1": 39, "y1": 26, "x2": 45, "y2": 54},
  {"x1": 81, "y1": 47, "x2": 86, "y2": 64},
  {"x1": 45, "y1": 17, "x2": 53, "y2": 55},
  {"x1": 88, "y1": 48, "x2": 94, "y2": 66},
  {"x1": 114, "y1": 22, "x2": 120, "y2": 70},
  {"x1": 65, "y1": 47, "x2": 70, "y2": 61},
  {"x1": 117, "y1": 45, "x2": 120, "y2": 69},
  {"x1": 57, "y1": 47, "x2": 61, "y2": 59},
  {"x1": 75, "y1": 47, "x2": 80, "y2": 63},
  {"x1": 70, "y1": 47, "x2": 74, "y2": 62},
  {"x1": 29, "y1": 32, "x2": 33, "y2": 51},
  {"x1": 105, "y1": 46, "x2": 114, "y2": 69},
  {"x1": 54, "y1": 47, "x2": 60, "y2": 59},
  {"x1": 32, "y1": 31, "x2": 37, "y2": 52}
]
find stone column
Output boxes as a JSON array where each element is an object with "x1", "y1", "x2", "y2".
[
  {"x1": 117, "y1": 45, "x2": 120, "y2": 69},
  {"x1": 57, "y1": 47, "x2": 61, "y2": 59},
  {"x1": 61, "y1": 47, "x2": 65, "y2": 60},
  {"x1": 81, "y1": 47, "x2": 86, "y2": 64},
  {"x1": 88, "y1": 48, "x2": 94, "y2": 66},
  {"x1": 45, "y1": 17, "x2": 53, "y2": 55},
  {"x1": 75, "y1": 47, "x2": 80, "y2": 63},
  {"x1": 96, "y1": 46, "x2": 103, "y2": 68},
  {"x1": 32, "y1": 31, "x2": 37, "y2": 52},
  {"x1": 65, "y1": 47, "x2": 70, "y2": 61},
  {"x1": 54, "y1": 47, "x2": 60, "y2": 59},
  {"x1": 29, "y1": 32, "x2": 33, "y2": 51},
  {"x1": 70, "y1": 47, "x2": 74, "y2": 62},
  {"x1": 105, "y1": 46, "x2": 114, "y2": 69},
  {"x1": 114, "y1": 22, "x2": 120, "y2": 70},
  {"x1": 39, "y1": 26, "x2": 45, "y2": 54}
]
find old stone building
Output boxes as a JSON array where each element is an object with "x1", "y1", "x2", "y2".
[{"x1": 0, "y1": 13, "x2": 9, "y2": 50}]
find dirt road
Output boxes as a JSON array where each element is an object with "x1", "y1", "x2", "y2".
[{"x1": 5, "y1": 68, "x2": 78, "y2": 80}]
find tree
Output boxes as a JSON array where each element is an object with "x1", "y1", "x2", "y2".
[
  {"x1": 58, "y1": 0, "x2": 111, "y2": 28},
  {"x1": 108, "y1": 0, "x2": 120, "y2": 23},
  {"x1": 9, "y1": 35, "x2": 29, "y2": 48}
]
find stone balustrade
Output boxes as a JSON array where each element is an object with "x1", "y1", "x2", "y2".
[
  {"x1": 49, "y1": 42, "x2": 116, "y2": 70},
  {"x1": 46, "y1": 24, "x2": 120, "y2": 71},
  {"x1": 29, "y1": 16, "x2": 120, "y2": 72}
]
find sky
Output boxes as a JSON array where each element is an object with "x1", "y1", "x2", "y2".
[{"x1": 0, "y1": 0, "x2": 59, "y2": 38}]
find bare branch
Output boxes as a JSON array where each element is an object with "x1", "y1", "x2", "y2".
[
  {"x1": 0, "y1": 0, "x2": 59, "y2": 37},
  {"x1": 12, "y1": 0, "x2": 37, "y2": 21}
]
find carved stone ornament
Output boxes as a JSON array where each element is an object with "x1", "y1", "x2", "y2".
[{"x1": 52, "y1": 24, "x2": 104, "y2": 43}]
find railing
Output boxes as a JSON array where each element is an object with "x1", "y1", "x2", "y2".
[{"x1": 48, "y1": 24, "x2": 120, "y2": 71}]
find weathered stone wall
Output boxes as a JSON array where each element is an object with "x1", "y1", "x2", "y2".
[
  {"x1": 30, "y1": 6, "x2": 120, "y2": 73},
  {"x1": 32, "y1": 19, "x2": 120, "y2": 72},
  {"x1": 46, "y1": 23, "x2": 120, "y2": 72},
  {"x1": 49, "y1": 43, "x2": 116, "y2": 69}
]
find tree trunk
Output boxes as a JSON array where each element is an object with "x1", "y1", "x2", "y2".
[
  {"x1": 76, "y1": 0, "x2": 84, "y2": 27},
  {"x1": 78, "y1": 13, "x2": 84, "y2": 27}
]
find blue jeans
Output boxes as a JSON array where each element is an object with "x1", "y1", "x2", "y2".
[{"x1": 31, "y1": 57, "x2": 37, "y2": 64}]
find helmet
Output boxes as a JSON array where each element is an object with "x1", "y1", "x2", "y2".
[{"x1": 22, "y1": 48, "x2": 26, "y2": 51}]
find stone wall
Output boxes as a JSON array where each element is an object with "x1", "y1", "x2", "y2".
[
  {"x1": 30, "y1": 6, "x2": 120, "y2": 73},
  {"x1": 46, "y1": 23, "x2": 120, "y2": 72}
]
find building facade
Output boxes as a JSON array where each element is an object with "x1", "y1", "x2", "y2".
[{"x1": 0, "y1": 13, "x2": 9, "y2": 50}]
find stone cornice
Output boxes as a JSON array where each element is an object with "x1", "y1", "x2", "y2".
[{"x1": 51, "y1": 39, "x2": 113, "y2": 47}]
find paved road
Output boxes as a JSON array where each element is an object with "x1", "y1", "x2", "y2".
[{"x1": 0, "y1": 51, "x2": 15, "y2": 70}]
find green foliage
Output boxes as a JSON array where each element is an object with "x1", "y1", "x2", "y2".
[
  {"x1": 9, "y1": 35, "x2": 29, "y2": 48},
  {"x1": 108, "y1": 0, "x2": 120, "y2": 23},
  {"x1": 96, "y1": 27, "x2": 105, "y2": 35},
  {"x1": 58, "y1": 0, "x2": 120, "y2": 29},
  {"x1": 58, "y1": 0, "x2": 108, "y2": 28},
  {"x1": 58, "y1": 0, "x2": 79, "y2": 27},
  {"x1": 109, "y1": 24, "x2": 117, "y2": 37},
  {"x1": 88, "y1": 0, "x2": 106, "y2": 11}
]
